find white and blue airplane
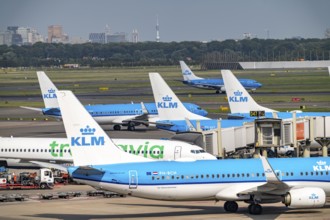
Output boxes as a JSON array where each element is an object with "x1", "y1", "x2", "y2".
[
  {"x1": 180, "y1": 61, "x2": 262, "y2": 93},
  {"x1": 21, "y1": 71, "x2": 207, "y2": 131},
  {"x1": 221, "y1": 69, "x2": 330, "y2": 119},
  {"x1": 0, "y1": 136, "x2": 216, "y2": 170},
  {"x1": 149, "y1": 72, "x2": 253, "y2": 132},
  {"x1": 58, "y1": 90, "x2": 330, "y2": 215}
]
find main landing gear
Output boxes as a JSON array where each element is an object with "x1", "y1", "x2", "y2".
[{"x1": 223, "y1": 201, "x2": 262, "y2": 215}]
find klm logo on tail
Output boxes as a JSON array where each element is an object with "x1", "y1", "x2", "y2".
[
  {"x1": 157, "y1": 95, "x2": 178, "y2": 109},
  {"x1": 71, "y1": 125, "x2": 105, "y2": 147},
  {"x1": 229, "y1": 90, "x2": 248, "y2": 103},
  {"x1": 183, "y1": 70, "x2": 192, "y2": 75},
  {"x1": 43, "y1": 88, "x2": 57, "y2": 99}
]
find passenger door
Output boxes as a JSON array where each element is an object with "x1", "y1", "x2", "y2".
[
  {"x1": 129, "y1": 170, "x2": 138, "y2": 189},
  {"x1": 174, "y1": 146, "x2": 182, "y2": 160}
]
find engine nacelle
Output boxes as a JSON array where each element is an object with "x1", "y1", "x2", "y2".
[{"x1": 283, "y1": 187, "x2": 326, "y2": 208}]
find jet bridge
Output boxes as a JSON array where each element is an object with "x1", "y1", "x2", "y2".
[{"x1": 178, "y1": 116, "x2": 330, "y2": 158}]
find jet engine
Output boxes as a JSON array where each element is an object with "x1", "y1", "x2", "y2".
[{"x1": 283, "y1": 187, "x2": 326, "y2": 208}]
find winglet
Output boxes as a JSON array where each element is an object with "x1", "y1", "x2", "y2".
[
  {"x1": 140, "y1": 102, "x2": 148, "y2": 114},
  {"x1": 185, "y1": 118, "x2": 197, "y2": 132},
  {"x1": 180, "y1": 61, "x2": 203, "y2": 81},
  {"x1": 149, "y1": 72, "x2": 209, "y2": 120},
  {"x1": 221, "y1": 70, "x2": 276, "y2": 114},
  {"x1": 37, "y1": 71, "x2": 59, "y2": 109},
  {"x1": 57, "y1": 90, "x2": 151, "y2": 166},
  {"x1": 260, "y1": 155, "x2": 280, "y2": 183}
]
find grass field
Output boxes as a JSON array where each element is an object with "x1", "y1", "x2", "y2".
[{"x1": 0, "y1": 66, "x2": 329, "y2": 113}]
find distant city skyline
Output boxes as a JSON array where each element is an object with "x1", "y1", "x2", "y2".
[{"x1": 1, "y1": 0, "x2": 330, "y2": 42}]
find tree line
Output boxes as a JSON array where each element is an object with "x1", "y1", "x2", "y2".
[{"x1": 0, "y1": 38, "x2": 330, "y2": 67}]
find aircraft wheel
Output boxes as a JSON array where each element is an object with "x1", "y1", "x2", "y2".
[
  {"x1": 216, "y1": 90, "x2": 220, "y2": 94},
  {"x1": 248, "y1": 204, "x2": 262, "y2": 215},
  {"x1": 113, "y1": 125, "x2": 121, "y2": 131},
  {"x1": 224, "y1": 201, "x2": 238, "y2": 213},
  {"x1": 128, "y1": 126, "x2": 135, "y2": 131}
]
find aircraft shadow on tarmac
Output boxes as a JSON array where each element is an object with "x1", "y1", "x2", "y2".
[{"x1": 29, "y1": 202, "x2": 327, "y2": 220}]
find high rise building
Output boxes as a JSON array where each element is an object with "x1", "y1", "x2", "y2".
[
  {"x1": 132, "y1": 29, "x2": 139, "y2": 43},
  {"x1": 107, "y1": 32, "x2": 127, "y2": 43},
  {"x1": 89, "y1": 33, "x2": 106, "y2": 43},
  {"x1": 48, "y1": 25, "x2": 68, "y2": 43}
]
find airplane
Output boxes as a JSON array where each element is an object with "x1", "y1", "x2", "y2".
[
  {"x1": 21, "y1": 71, "x2": 208, "y2": 131},
  {"x1": 149, "y1": 72, "x2": 253, "y2": 132},
  {"x1": 180, "y1": 61, "x2": 262, "y2": 93},
  {"x1": 221, "y1": 69, "x2": 330, "y2": 119},
  {"x1": 0, "y1": 136, "x2": 216, "y2": 169},
  {"x1": 58, "y1": 90, "x2": 330, "y2": 215}
]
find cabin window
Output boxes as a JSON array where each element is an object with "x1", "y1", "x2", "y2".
[
  {"x1": 162, "y1": 176, "x2": 165, "y2": 180},
  {"x1": 246, "y1": 173, "x2": 250, "y2": 177},
  {"x1": 222, "y1": 174, "x2": 225, "y2": 178},
  {"x1": 217, "y1": 174, "x2": 220, "y2": 178},
  {"x1": 206, "y1": 174, "x2": 209, "y2": 178},
  {"x1": 305, "y1": 172, "x2": 308, "y2": 176},
  {"x1": 41, "y1": 149, "x2": 43, "y2": 152},
  {"x1": 256, "y1": 173, "x2": 259, "y2": 177},
  {"x1": 20, "y1": 149, "x2": 22, "y2": 152},
  {"x1": 310, "y1": 172, "x2": 314, "y2": 176},
  {"x1": 237, "y1": 174, "x2": 240, "y2": 177},
  {"x1": 152, "y1": 176, "x2": 154, "y2": 180},
  {"x1": 195, "y1": 175, "x2": 199, "y2": 179},
  {"x1": 315, "y1": 172, "x2": 318, "y2": 176},
  {"x1": 232, "y1": 174, "x2": 235, "y2": 178},
  {"x1": 242, "y1": 173, "x2": 245, "y2": 177},
  {"x1": 190, "y1": 176, "x2": 194, "y2": 179},
  {"x1": 227, "y1": 174, "x2": 230, "y2": 178},
  {"x1": 171, "y1": 176, "x2": 174, "y2": 179},
  {"x1": 320, "y1": 172, "x2": 323, "y2": 175},
  {"x1": 28, "y1": 149, "x2": 30, "y2": 152},
  {"x1": 24, "y1": 149, "x2": 26, "y2": 152},
  {"x1": 201, "y1": 175, "x2": 204, "y2": 179},
  {"x1": 185, "y1": 176, "x2": 189, "y2": 179},
  {"x1": 166, "y1": 176, "x2": 170, "y2": 180},
  {"x1": 300, "y1": 172, "x2": 303, "y2": 176},
  {"x1": 8, "y1": 149, "x2": 11, "y2": 152},
  {"x1": 181, "y1": 175, "x2": 184, "y2": 179}
]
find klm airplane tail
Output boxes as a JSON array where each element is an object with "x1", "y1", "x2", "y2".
[
  {"x1": 149, "y1": 72, "x2": 209, "y2": 121},
  {"x1": 221, "y1": 70, "x2": 276, "y2": 114},
  {"x1": 180, "y1": 61, "x2": 203, "y2": 81},
  {"x1": 37, "y1": 71, "x2": 59, "y2": 109},
  {"x1": 57, "y1": 90, "x2": 151, "y2": 166}
]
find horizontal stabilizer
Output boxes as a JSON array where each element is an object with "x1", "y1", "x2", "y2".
[{"x1": 20, "y1": 106, "x2": 43, "y2": 112}]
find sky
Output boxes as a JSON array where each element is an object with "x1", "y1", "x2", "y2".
[{"x1": 1, "y1": 0, "x2": 330, "y2": 42}]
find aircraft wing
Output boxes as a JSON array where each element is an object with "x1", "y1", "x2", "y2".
[
  {"x1": 191, "y1": 83, "x2": 222, "y2": 90},
  {"x1": 216, "y1": 156, "x2": 290, "y2": 201},
  {"x1": 20, "y1": 106, "x2": 43, "y2": 112},
  {"x1": 238, "y1": 156, "x2": 289, "y2": 195},
  {"x1": 29, "y1": 161, "x2": 69, "y2": 172},
  {"x1": 121, "y1": 102, "x2": 150, "y2": 125}
]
